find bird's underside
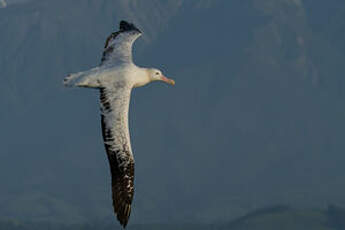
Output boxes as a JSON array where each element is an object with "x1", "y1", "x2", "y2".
[
  {"x1": 64, "y1": 20, "x2": 174, "y2": 228},
  {"x1": 97, "y1": 21, "x2": 141, "y2": 228},
  {"x1": 64, "y1": 20, "x2": 141, "y2": 228}
]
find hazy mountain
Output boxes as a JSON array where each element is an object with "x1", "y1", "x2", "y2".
[
  {"x1": 1, "y1": 0, "x2": 345, "y2": 226},
  {"x1": 2, "y1": 205, "x2": 345, "y2": 229}
]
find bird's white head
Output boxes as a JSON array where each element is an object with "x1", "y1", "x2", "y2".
[{"x1": 147, "y1": 68, "x2": 175, "y2": 86}]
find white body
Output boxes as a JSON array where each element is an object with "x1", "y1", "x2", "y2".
[{"x1": 64, "y1": 64, "x2": 150, "y2": 89}]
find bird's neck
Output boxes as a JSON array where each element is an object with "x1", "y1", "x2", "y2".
[{"x1": 132, "y1": 67, "x2": 151, "y2": 88}]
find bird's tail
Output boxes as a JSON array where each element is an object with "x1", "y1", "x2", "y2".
[{"x1": 63, "y1": 67, "x2": 101, "y2": 88}]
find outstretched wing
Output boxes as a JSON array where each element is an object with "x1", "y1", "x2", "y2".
[
  {"x1": 101, "y1": 21, "x2": 142, "y2": 66},
  {"x1": 99, "y1": 85, "x2": 134, "y2": 228}
]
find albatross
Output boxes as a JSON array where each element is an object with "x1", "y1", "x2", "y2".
[{"x1": 63, "y1": 20, "x2": 175, "y2": 228}]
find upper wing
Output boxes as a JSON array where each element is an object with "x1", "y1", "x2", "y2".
[
  {"x1": 99, "y1": 85, "x2": 134, "y2": 228},
  {"x1": 100, "y1": 21, "x2": 142, "y2": 66}
]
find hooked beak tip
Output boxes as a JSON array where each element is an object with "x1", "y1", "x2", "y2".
[{"x1": 161, "y1": 75, "x2": 175, "y2": 86}]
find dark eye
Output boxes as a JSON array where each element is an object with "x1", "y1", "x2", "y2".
[{"x1": 156, "y1": 72, "x2": 159, "y2": 75}]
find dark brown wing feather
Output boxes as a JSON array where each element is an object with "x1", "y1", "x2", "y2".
[
  {"x1": 100, "y1": 88, "x2": 134, "y2": 228},
  {"x1": 101, "y1": 31, "x2": 121, "y2": 64}
]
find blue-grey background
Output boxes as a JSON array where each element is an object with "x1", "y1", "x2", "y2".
[{"x1": 1, "y1": 0, "x2": 345, "y2": 229}]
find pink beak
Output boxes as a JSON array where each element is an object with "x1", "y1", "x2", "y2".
[{"x1": 161, "y1": 75, "x2": 175, "y2": 85}]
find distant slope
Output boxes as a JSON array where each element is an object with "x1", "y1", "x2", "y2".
[
  {"x1": 223, "y1": 206, "x2": 331, "y2": 230},
  {"x1": 1, "y1": 205, "x2": 345, "y2": 229}
]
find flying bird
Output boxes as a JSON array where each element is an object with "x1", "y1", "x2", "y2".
[{"x1": 63, "y1": 20, "x2": 175, "y2": 228}]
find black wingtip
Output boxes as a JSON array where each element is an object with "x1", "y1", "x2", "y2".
[{"x1": 119, "y1": 20, "x2": 141, "y2": 33}]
